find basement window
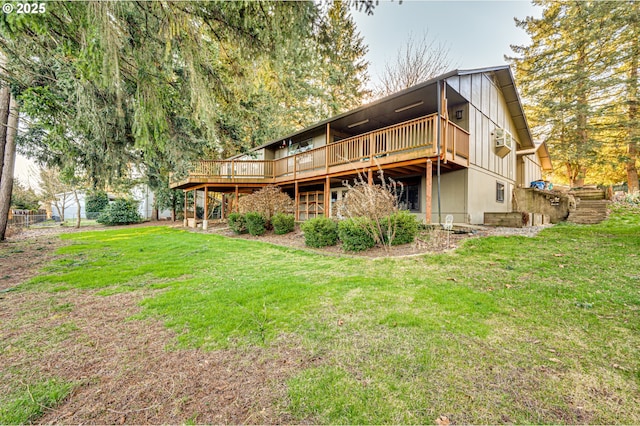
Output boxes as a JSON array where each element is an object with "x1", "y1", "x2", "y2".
[
  {"x1": 496, "y1": 181, "x2": 505, "y2": 203},
  {"x1": 395, "y1": 181, "x2": 421, "y2": 212}
]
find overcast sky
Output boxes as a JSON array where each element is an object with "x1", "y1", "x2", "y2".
[
  {"x1": 353, "y1": 0, "x2": 542, "y2": 88},
  {"x1": 15, "y1": 0, "x2": 543, "y2": 189}
]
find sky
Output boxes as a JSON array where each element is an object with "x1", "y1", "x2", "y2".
[
  {"x1": 352, "y1": 0, "x2": 542, "y2": 88},
  {"x1": 14, "y1": 0, "x2": 542, "y2": 190}
]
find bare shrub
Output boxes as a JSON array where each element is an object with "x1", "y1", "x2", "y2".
[
  {"x1": 238, "y1": 186, "x2": 295, "y2": 221},
  {"x1": 336, "y1": 170, "x2": 412, "y2": 251}
]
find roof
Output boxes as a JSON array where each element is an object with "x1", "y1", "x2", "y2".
[{"x1": 239, "y1": 65, "x2": 548, "y2": 162}]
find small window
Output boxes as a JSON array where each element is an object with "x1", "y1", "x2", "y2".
[
  {"x1": 289, "y1": 139, "x2": 313, "y2": 156},
  {"x1": 496, "y1": 182, "x2": 505, "y2": 203}
]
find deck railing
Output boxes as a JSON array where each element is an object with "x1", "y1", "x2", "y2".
[{"x1": 182, "y1": 114, "x2": 469, "y2": 183}]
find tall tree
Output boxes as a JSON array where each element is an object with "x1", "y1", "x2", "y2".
[
  {"x1": 0, "y1": 94, "x2": 19, "y2": 240},
  {"x1": 376, "y1": 31, "x2": 456, "y2": 98},
  {"x1": 318, "y1": 0, "x2": 370, "y2": 116},
  {"x1": 511, "y1": 0, "x2": 639, "y2": 188}
]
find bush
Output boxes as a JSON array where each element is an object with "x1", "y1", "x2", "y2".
[
  {"x1": 238, "y1": 185, "x2": 295, "y2": 221},
  {"x1": 300, "y1": 217, "x2": 338, "y2": 248},
  {"x1": 338, "y1": 218, "x2": 376, "y2": 252},
  {"x1": 272, "y1": 213, "x2": 295, "y2": 235},
  {"x1": 86, "y1": 191, "x2": 109, "y2": 219},
  {"x1": 382, "y1": 210, "x2": 419, "y2": 245},
  {"x1": 96, "y1": 199, "x2": 142, "y2": 226},
  {"x1": 228, "y1": 213, "x2": 247, "y2": 234},
  {"x1": 245, "y1": 212, "x2": 267, "y2": 236}
]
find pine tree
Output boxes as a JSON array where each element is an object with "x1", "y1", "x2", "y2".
[
  {"x1": 510, "y1": 0, "x2": 639, "y2": 189},
  {"x1": 511, "y1": 1, "x2": 607, "y2": 186},
  {"x1": 318, "y1": 1, "x2": 370, "y2": 116}
]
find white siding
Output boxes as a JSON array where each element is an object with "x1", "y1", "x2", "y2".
[{"x1": 466, "y1": 166, "x2": 512, "y2": 224}]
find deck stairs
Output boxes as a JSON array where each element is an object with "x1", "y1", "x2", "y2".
[{"x1": 567, "y1": 189, "x2": 609, "y2": 224}]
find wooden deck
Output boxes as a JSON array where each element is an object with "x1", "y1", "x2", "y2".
[{"x1": 170, "y1": 114, "x2": 469, "y2": 190}]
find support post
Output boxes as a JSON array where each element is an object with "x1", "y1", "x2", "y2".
[
  {"x1": 368, "y1": 168, "x2": 373, "y2": 185},
  {"x1": 235, "y1": 186, "x2": 239, "y2": 213},
  {"x1": 183, "y1": 190, "x2": 188, "y2": 227},
  {"x1": 221, "y1": 192, "x2": 226, "y2": 220},
  {"x1": 203, "y1": 187, "x2": 209, "y2": 230},
  {"x1": 426, "y1": 160, "x2": 433, "y2": 224},
  {"x1": 294, "y1": 181, "x2": 299, "y2": 221},
  {"x1": 324, "y1": 176, "x2": 330, "y2": 217},
  {"x1": 192, "y1": 189, "x2": 197, "y2": 228}
]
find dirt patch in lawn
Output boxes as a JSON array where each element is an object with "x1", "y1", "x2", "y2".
[
  {"x1": 1, "y1": 223, "x2": 314, "y2": 424},
  {"x1": 1, "y1": 286, "x2": 311, "y2": 424}
]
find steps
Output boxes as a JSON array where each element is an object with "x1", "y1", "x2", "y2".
[{"x1": 567, "y1": 189, "x2": 609, "y2": 224}]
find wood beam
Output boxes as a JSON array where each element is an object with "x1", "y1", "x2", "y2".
[
  {"x1": 294, "y1": 181, "x2": 299, "y2": 221},
  {"x1": 368, "y1": 168, "x2": 373, "y2": 185},
  {"x1": 235, "y1": 186, "x2": 239, "y2": 213},
  {"x1": 183, "y1": 190, "x2": 187, "y2": 227},
  {"x1": 221, "y1": 192, "x2": 226, "y2": 219},
  {"x1": 426, "y1": 160, "x2": 432, "y2": 224},
  {"x1": 324, "y1": 176, "x2": 330, "y2": 217},
  {"x1": 203, "y1": 187, "x2": 209, "y2": 229}
]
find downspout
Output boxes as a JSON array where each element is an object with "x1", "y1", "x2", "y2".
[{"x1": 436, "y1": 80, "x2": 442, "y2": 225}]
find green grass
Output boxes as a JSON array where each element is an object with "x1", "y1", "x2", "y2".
[
  {"x1": 0, "y1": 378, "x2": 74, "y2": 424},
  {"x1": 9, "y1": 206, "x2": 640, "y2": 423}
]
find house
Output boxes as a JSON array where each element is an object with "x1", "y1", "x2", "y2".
[
  {"x1": 170, "y1": 66, "x2": 552, "y2": 227},
  {"x1": 52, "y1": 185, "x2": 172, "y2": 221}
]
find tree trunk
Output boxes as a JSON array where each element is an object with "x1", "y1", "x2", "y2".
[
  {"x1": 0, "y1": 53, "x2": 10, "y2": 183},
  {"x1": 627, "y1": 36, "x2": 639, "y2": 193},
  {"x1": 73, "y1": 189, "x2": 81, "y2": 228},
  {"x1": 0, "y1": 95, "x2": 19, "y2": 240}
]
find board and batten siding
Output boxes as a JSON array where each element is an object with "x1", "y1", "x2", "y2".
[
  {"x1": 447, "y1": 72, "x2": 521, "y2": 224},
  {"x1": 520, "y1": 154, "x2": 543, "y2": 187}
]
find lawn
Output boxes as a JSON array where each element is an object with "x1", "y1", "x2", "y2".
[{"x1": 1, "y1": 206, "x2": 639, "y2": 424}]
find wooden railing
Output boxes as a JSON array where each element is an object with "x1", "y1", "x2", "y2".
[{"x1": 178, "y1": 114, "x2": 469, "y2": 184}]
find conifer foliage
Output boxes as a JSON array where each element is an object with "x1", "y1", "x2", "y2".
[{"x1": 510, "y1": 0, "x2": 639, "y2": 189}]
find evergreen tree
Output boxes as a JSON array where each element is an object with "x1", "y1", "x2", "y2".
[
  {"x1": 510, "y1": 0, "x2": 639, "y2": 189},
  {"x1": 318, "y1": 0, "x2": 370, "y2": 116}
]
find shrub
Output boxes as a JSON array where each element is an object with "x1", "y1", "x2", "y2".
[
  {"x1": 228, "y1": 213, "x2": 247, "y2": 234},
  {"x1": 272, "y1": 213, "x2": 295, "y2": 235},
  {"x1": 238, "y1": 185, "x2": 294, "y2": 221},
  {"x1": 338, "y1": 218, "x2": 376, "y2": 252},
  {"x1": 245, "y1": 212, "x2": 267, "y2": 236},
  {"x1": 300, "y1": 217, "x2": 338, "y2": 248},
  {"x1": 96, "y1": 199, "x2": 142, "y2": 226},
  {"x1": 86, "y1": 191, "x2": 109, "y2": 219},
  {"x1": 382, "y1": 210, "x2": 419, "y2": 245}
]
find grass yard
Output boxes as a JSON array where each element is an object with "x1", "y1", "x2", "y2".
[{"x1": 1, "y1": 206, "x2": 639, "y2": 424}]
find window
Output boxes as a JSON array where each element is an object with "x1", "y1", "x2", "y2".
[
  {"x1": 288, "y1": 139, "x2": 313, "y2": 156},
  {"x1": 395, "y1": 181, "x2": 421, "y2": 212},
  {"x1": 496, "y1": 181, "x2": 505, "y2": 203}
]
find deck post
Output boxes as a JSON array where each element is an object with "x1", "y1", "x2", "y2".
[
  {"x1": 183, "y1": 190, "x2": 187, "y2": 227},
  {"x1": 368, "y1": 168, "x2": 373, "y2": 185},
  {"x1": 191, "y1": 189, "x2": 197, "y2": 228},
  {"x1": 324, "y1": 176, "x2": 330, "y2": 217},
  {"x1": 235, "y1": 186, "x2": 239, "y2": 212},
  {"x1": 294, "y1": 181, "x2": 299, "y2": 221},
  {"x1": 221, "y1": 192, "x2": 226, "y2": 220},
  {"x1": 325, "y1": 123, "x2": 330, "y2": 173},
  {"x1": 426, "y1": 160, "x2": 433, "y2": 224},
  {"x1": 203, "y1": 186, "x2": 209, "y2": 230}
]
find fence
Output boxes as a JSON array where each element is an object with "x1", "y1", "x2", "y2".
[{"x1": 8, "y1": 214, "x2": 49, "y2": 228}]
